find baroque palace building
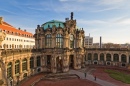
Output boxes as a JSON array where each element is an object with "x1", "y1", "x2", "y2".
[
  {"x1": 0, "y1": 12, "x2": 130, "y2": 86},
  {"x1": 34, "y1": 12, "x2": 86, "y2": 73}
]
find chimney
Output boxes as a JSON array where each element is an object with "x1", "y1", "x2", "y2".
[
  {"x1": 18, "y1": 27, "x2": 21, "y2": 30},
  {"x1": 24, "y1": 29, "x2": 26, "y2": 32},
  {"x1": 100, "y1": 36, "x2": 102, "y2": 48},
  {"x1": 0, "y1": 17, "x2": 3, "y2": 25}
]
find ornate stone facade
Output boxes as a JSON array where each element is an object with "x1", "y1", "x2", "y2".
[{"x1": 34, "y1": 12, "x2": 85, "y2": 73}]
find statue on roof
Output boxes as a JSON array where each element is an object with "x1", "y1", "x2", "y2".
[{"x1": 71, "y1": 12, "x2": 73, "y2": 20}]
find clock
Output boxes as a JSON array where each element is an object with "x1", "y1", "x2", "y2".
[{"x1": 70, "y1": 34, "x2": 73, "y2": 41}]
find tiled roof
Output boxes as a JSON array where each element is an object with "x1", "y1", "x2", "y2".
[{"x1": 0, "y1": 21, "x2": 33, "y2": 37}]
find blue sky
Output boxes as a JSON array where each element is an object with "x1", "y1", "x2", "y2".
[{"x1": 0, "y1": 0, "x2": 130, "y2": 44}]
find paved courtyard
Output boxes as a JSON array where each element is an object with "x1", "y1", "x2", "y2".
[{"x1": 19, "y1": 66, "x2": 130, "y2": 86}]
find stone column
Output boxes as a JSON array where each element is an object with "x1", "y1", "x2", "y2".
[
  {"x1": 127, "y1": 54, "x2": 129, "y2": 64},
  {"x1": 52, "y1": 35, "x2": 55, "y2": 48},
  {"x1": 19, "y1": 60, "x2": 22, "y2": 80},
  {"x1": 40, "y1": 37, "x2": 43, "y2": 48},
  {"x1": 51, "y1": 57, "x2": 57, "y2": 73},
  {"x1": 119, "y1": 54, "x2": 121, "y2": 62},
  {"x1": 12, "y1": 61, "x2": 15, "y2": 78},
  {"x1": 42, "y1": 37, "x2": 45, "y2": 48},
  {"x1": 104, "y1": 53, "x2": 106, "y2": 65}
]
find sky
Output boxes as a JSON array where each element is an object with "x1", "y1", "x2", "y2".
[{"x1": 0, "y1": 0, "x2": 130, "y2": 44}]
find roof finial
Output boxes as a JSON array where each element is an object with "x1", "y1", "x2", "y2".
[{"x1": 71, "y1": 12, "x2": 73, "y2": 20}]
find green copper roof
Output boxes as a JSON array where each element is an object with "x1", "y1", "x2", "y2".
[{"x1": 42, "y1": 20, "x2": 65, "y2": 30}]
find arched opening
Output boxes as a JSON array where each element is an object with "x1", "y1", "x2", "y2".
[
  {"x1": 22, "y1": 58, "x2": 27, "y2": 71},
  {"x1": 56, "y1": 56, "x2": 62, "y2": 71},
  {"x1": 121, "y1": 54, "x2": 126, "y2": 63},
  {"x1": 37, "y1": 56, "x2": 41, "y2": 67},
  {"x1": 37, "y1": 68, "x2": 41, "y2": 72},
  {"x1": 88, "y1": 53, "x2": 92, "y2": 60},
  {"x1": 7, "y1": 62, "x2": 12, "y2": 78},
  {"x1": 113, "y1": 54, "x2": 119, "y2": 62},
  {"x1": 45, "y1": 34, "x2": 52, "y2": 48},
  {"x1": 30, "y1": 57, "x2": 34, "y2": 69},
  {"x1": 107, "y1": 62, "x2": 110, "y2": 65},
  {"x1": 106, "y1": 54, "x2": 111, "y2": 61},
  {"x1": 122, "y1": 63, "x2": 126, "y2": 66},
  {"x1": 94, "y1": 53, "x2": 98, "y2": 60},
  {"x1": 100, "y1": 53, "x2": 104, "y2": 61},
  {"x1": 69, "y1": 55, "x2": 74, "y2": 68},
  {"x1": 23, "y1": 73, "x2": 27, "y2": 79},
  {"x1": 15, "y1": 60, "x2": 20, "y2": 75},
  {"x1": 94, "y1": 62, "x2": 97, "y2": 64},
  {"x1": 47, "y1": 55, "x2": 51, "y2": 69},
  {"x1": 56, "y1": 34, "x2": 63, "y2": 48}
]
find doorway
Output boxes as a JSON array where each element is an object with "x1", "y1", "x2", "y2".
[{"x1": 69, "y1": 55, "x2": 74, "y2": 68}]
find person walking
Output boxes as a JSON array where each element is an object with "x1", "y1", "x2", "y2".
[
  {"x1": 84, "y1": 72, "x2": 87, "y2": 78},
  {"x1": 94, "y1": 76, "x2": 96, "y2": 81}
]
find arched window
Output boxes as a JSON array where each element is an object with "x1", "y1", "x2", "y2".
[
  {"x1": 70, "y1": 34, "x2": 74, "y2": 48},
  {"x1": 7, "y1": 62, "x2": 12, "y2": 78},
  {"x1": 45, "y1": 34, "x2": 52, "y2": 48},
  {"x1": 106, "y1": 54, "x2": 111, "y2": 61},
  {"x1": 121, "y1": 54, "x2": 126, "y2": 63},
  {"x1": 94, "y1": 53, "x2": 98, "y2": 60},
  {"x1": 56, "y1": 34, "x2": 63, "y2": 48},
  {"x1": 30, "y1": 57, "x2": 34, "y2": 69},
  {"x1": 37, "y1": 56, "x2": 41, "y2": 67},
  {"x1": 88, "y1": 53, "x2": 92, "y2": 60},
  {"x1": 113, "y1": 54, "x2": 119, "y2": 62},
  {"x1": 100, "y1": 53, "x2": 104, "y2": 61},
  {"x1": 22, "y1": 58, "x2": 27, "y2": 71},
  {"x1": 15, "y1": 60, "x2": 20, "y2": 74}
]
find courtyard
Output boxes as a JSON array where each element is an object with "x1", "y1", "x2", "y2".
[{"x1": 19, "y1": 66, "x2": 130, "y2": 86}]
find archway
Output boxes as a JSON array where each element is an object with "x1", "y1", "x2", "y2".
[
  {"x1": 106, "y1": 54, "x2": 111, "y2": 61},
  {"x1": 121, "y1": 54, "x2": 126, "y2": 63},
  {"x1": 23, "y1": 73, "x2": 27, "y2": 79},
  {"x1": 69, "y1": 55, "x2": 74, "y2": 68},
  {"x1": 88, "y1": 53, "x2": 92, "y2": 60},
  {"x1": 100, "y1": 53, "x2": 104, "y2": 61},
  {"x1": 56, "y1": 56, "x2": 62, "y2": 71},
  {"x1": 37, "y1": 68, "x2": 41, "y2": 72},
  {"x1": 47, "y1": 55, "x2": 51, "y2": 69},
  {"x1": 94, "y1": 53, "x2": 98, "y2": 60},
  {"x1": 113, "y1": 54, "x2": 119, "y2": 62}
]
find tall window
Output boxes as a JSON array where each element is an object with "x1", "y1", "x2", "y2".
[
  {"x1": 70, "y1": 34, "x2": 74, "y2": 48},
  {"x1": 45, "y1": 34, "x2": 52, "y2": 48},
  {"x1": 30, "y1": 57, "x2": 34, "y2": 69},
  {"x1": 56, "y1": 34, "x2": 63, "y2": 48},
  {"x1": 15, "y1": 60, "x2": 20, "y2": 74},
  {"x1": 22, "y1": 59, "x2": 27, "y2": 71},
  {"x1": 37, "y1": 56, "x2": 41, "y2": 67},
  {"x1": 7, "y1": 62, "x2": 12, "y2": 78}
]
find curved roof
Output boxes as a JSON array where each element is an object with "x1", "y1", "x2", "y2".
[{"x1": 41, "y1": 20, "x2": 65, "y2": 30}]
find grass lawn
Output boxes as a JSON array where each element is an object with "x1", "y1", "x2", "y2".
[{"x1": 105, "y1": 69, "x2": 130, "y2": 84}]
